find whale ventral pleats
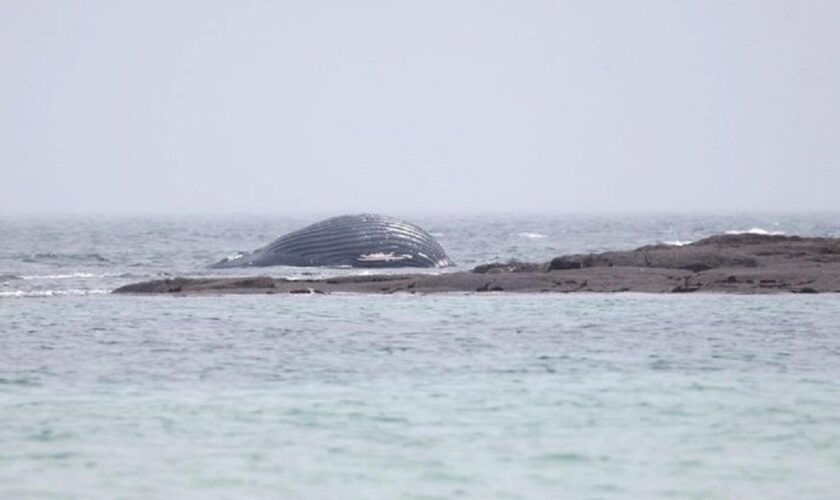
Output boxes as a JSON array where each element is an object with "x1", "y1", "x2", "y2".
[{"x1": 209, "y1": 214, "x2": 454, "y2": 269}]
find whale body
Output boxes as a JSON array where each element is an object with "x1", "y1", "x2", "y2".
[{"x1": 210, "y1": 214, "x2": 454, "y2": 269}]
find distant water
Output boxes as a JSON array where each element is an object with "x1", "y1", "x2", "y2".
[
  {"x1": 2, "y1": 214, "x2": 840, "y2": 499},
  {"x1": 3, "y1": 213, "x2": 840, "y2": 297}
]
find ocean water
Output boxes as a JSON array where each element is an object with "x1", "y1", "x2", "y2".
[{"x1": 2, "y1": 214, "x2": 840, "y2": 499}]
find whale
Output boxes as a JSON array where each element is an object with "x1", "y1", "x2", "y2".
[{"x1": 210, "y1": 214, "x2": 454, "y2": 269}]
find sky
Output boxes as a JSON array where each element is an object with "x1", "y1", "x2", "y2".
[{"x1": 1, "y1": 0, "x2": 838, "y2": 215}]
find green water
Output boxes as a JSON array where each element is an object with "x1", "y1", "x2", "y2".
[{"x1": 2, "y1": 293, "x2": 839, "y2": 499}]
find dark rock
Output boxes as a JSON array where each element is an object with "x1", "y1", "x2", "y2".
[
  {"x1": 820, "y1": 244, "x2": 840, "y2": 255},
  {"x1": 113, "y1": 276, "x2": 274, "y2": 294},
  {"x1": 681, "y1": 263, "x2": 711, "y2": 273},
  {"x1": 672, "y1": 286, "x2": 700, "y2": 293},
  {"x1": 548, "y1": 257, "x2": 583, "y2": 271},
  {"x1": 226, "y1": 277, "x2": 275, "y2": 289},
  {"x1": 114, "y1": 233, "x2": 840, "y2": 295},
  {"x1": 691, "y1": 234, "x2": 802, "y2": 246},
  {"x1": 113, "y1": 278, "x2": 197, "y2": 294},
  {"x1": 473, "y1": 260, "x2": 545, "y2": 273}
]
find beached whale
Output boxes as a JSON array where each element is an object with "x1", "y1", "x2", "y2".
[{"x1": 210, "y1": 214, "x2": 454, "y2": 269}]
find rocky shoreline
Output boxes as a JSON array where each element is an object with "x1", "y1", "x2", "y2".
[{"x1": 113, "y1": 234, "x2": 840, "y2": 295}]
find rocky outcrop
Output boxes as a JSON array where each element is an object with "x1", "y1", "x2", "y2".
[
  {"x1": 472, "y1": 260, "x2": 548, "y2": 273},
  {"x1": 115, "y1": 277, "x2": 275, "y2": 294},
  {"x1": 113, "y1": 234, "x2": 840, "y2": 295}
]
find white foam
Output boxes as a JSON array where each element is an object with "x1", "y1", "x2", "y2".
[
  {"x1": 20, "y1": 272, "x2": 128, "y2": 280},
  {"x1": 662, "y1": 240, "x2": 693, "y2": 247},
  {"x1": 724, "y1": 227, "x2": 786, "y2": 236},
  {"x1": 0, "y1": 289, "x2": 110, "y2": 298},
  {"x1": 517, "y1": 232, "x2": 547, "y2": 239},
  {"x1": 21, "y1": 272, "x2": 96, "y2": 280}
]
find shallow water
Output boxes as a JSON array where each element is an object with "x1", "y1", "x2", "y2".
[{"x1": 2, "y1": 215, "x2": 840, "y2": 498}]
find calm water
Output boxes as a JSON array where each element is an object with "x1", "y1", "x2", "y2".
[{"x1": 2, "y1": 214, "x2": 840, "y2": 499}]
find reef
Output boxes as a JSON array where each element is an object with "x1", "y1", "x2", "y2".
[{"x1": 113, "y1": 234, "x2": 840, "y2": 295}]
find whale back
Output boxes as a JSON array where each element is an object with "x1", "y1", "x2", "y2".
[{"x1": 212, "y1": 214, "x2": 453, "y2": 268}]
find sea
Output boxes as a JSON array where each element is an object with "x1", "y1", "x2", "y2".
[{"x1": 2, "y1": 213, "x2": 840, "y2": 499}]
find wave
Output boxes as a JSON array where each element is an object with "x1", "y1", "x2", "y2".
[
  {"x1": 19, "y1": 253, "x2": 110, "y2": 264},
  {"x1": 19, "y1": 272, "x2": 135, "y2": 280},
  {"x1": 0, "y1": 274, "x2": 23, "y2": 281},
  {"x1": 517, "y1": 232, "x2": 548, "y2": 239},
  {"x1": 724, "y1": 227, "x2": 786, "y2": 236},
  {"x1": 0, "y1": 289, "x2": 110, "y2": 299},
  {"x1": 662, "y1": 240, "x2": 693, "y2": 247}
]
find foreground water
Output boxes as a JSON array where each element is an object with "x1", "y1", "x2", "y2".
[
  {"x1": 2, "y1": 215, "x2": 840, "y2": 498},
  {"x1": 3, "y1": 294, "x2": 840, "y2": 499}
]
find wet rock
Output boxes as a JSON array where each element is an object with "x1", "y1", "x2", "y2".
[
  {"x1": 473, "y1": 260, "x2": 546, "y2": 273},
  {"x1": 114, "y1": 234, "x2": 840, "y2": 295},
  {"x1": 548, "y1": 257, "x2": 583, "y2": 271},
  {"x1": 113, "y1": 276, "x2": 274, "y2": 294}
]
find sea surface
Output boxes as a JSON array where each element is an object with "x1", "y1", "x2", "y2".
[{"x1": 2, "y1": 214, "x2": 840, "y2": 499}]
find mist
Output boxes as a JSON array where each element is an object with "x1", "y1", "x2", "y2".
[{"x1": 2, "y1": 1, "x2": 839, "y2": 215}]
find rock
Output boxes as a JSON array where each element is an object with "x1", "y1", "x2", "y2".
[
  {"x1": 548, "y1": 257, "x2": 582, "y2": 271},
  {"x1": 691, "y1": 234, "x2": 801, "y2": 246},
  {"x1": 473, "y1": 260, "x2": 546, "y2": 273},
  {"x1": 113, "y1": 276, "x2": 274, "y2": 294},
  {"x1": 114, "y1": 234, "x2": 840, "y2": 295}
]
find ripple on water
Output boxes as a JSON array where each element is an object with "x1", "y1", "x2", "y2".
[{"x1": 1, "y1": 215, "x2": 840, "y2": 498}]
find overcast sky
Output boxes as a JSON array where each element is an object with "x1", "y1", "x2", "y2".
[{"x1": 1, "y1": 1, "x2": 838, "y2": 215}]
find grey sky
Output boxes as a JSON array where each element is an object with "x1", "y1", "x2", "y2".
[{"x1": 2, "y1": 1, "x2": 838, "y2": 215}]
